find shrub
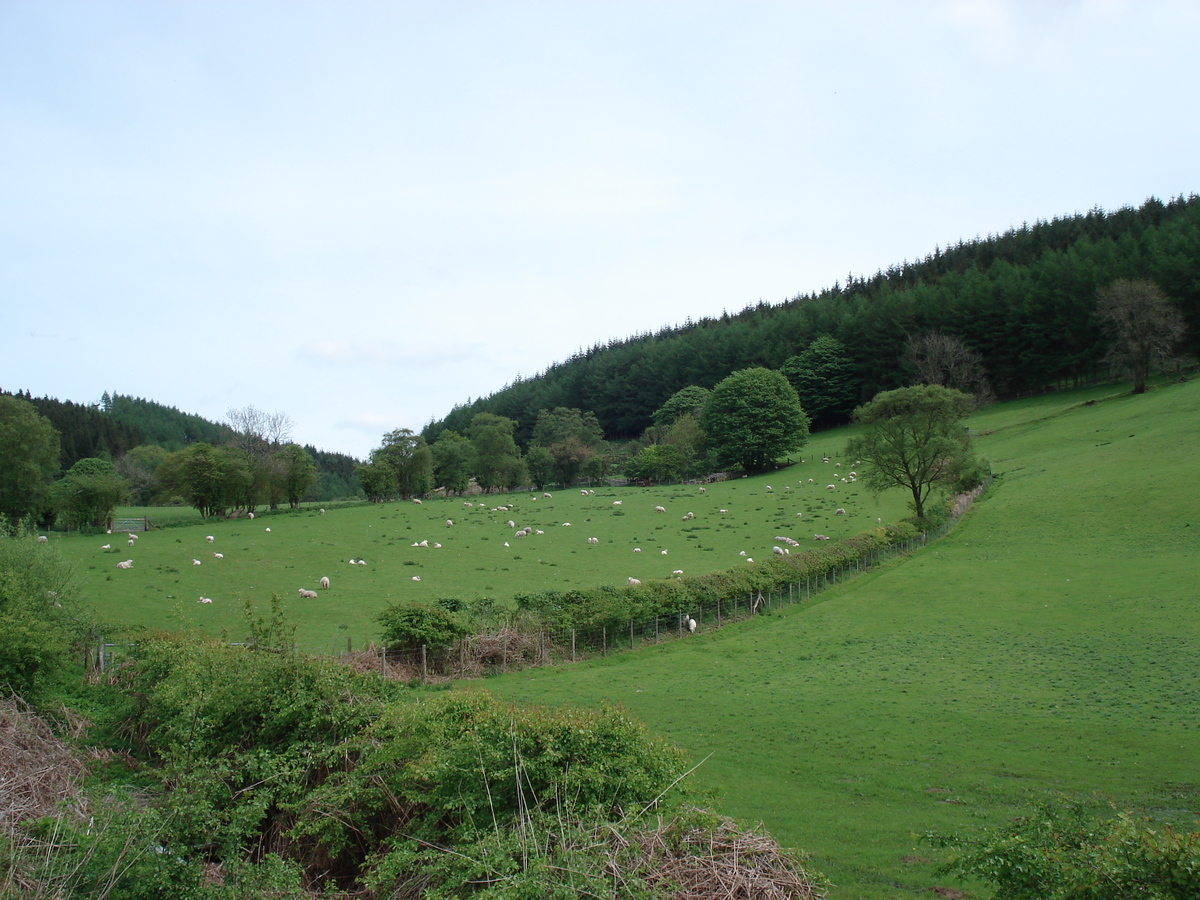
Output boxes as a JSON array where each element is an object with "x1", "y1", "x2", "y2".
[{"x1": 375, "y1": 601, "x2": 470, "y2": 652}]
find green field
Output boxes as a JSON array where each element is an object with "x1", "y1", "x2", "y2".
[
  {"x1": 54, "y1": 437, "x2": 909, "y2": 653},
  {"x1": 458, "y1": 380, "x2": 1200, "y2": 899}
]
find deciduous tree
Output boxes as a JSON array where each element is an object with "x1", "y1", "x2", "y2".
[
  {"x1": 845, "y1": 384, "x2": 976, "y2": 520},
  {"x1": 700, "y1": 368, "x2": 809, "y2": 472},
  {"x1": 1095, "y1": 278, "x2": 1188, "y2": 393},
  {"x1": 0, "y1": 395, "x2": 60, "y2": 526},
  {"x1": 431, "y1": 430, "x2": 475, "y2": 494},
  {"x1": 781, "y1": 335, "x2": 859, "y2": 428},
  {"x1": 52, "y1": 457, "x2": 127, "y2": 529},
  {"x1": 901, "y1": 331, "x2": 994, "y2": 404}
]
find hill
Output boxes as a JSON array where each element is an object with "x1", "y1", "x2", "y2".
[
  {"x1": 470, "y1": 378, "x2": 1200, "y2": 899},
  {"x1": 426, "y1": 195, "x2": 1200, "y2": 446}
]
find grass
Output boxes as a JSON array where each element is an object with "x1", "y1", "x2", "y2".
[
  {"x1": 457, "y1": 379, "x2": 1200, "y2": 899},
  {"x1": 52, "y1": 448, "x2": 908, "y2": 654}
]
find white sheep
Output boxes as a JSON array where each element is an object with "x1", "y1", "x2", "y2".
[
  {"x1": 128, "y1": 539, "x2": 135, "y2": 547},
  {"x1": 633, "y1": 547, "x2": 641, "y2": 553},
  {"x1": 627, "y1": 577, "x2": 641, "y2": 585},
  {"x1": 37, "y1": 535, "x2": 48, "y2": 543},
  {"x1": 836, "y1": 508, "x2": 846, "y2": 515},
  {"x1": 248, "y1": 512, "x2": 254, "y2": 519},
  {"x1": 698, "y1": 487, "x2": 706, "y2": 493},
  {"x1": 719, "y1": 508, "x2": 728, "y2": 513},
  {"x1": 100, "y1": 543, "x2": 111, "y2": 550},
  {"x1": 826, "y1": 484, "x2": 836, "y2": 491},
  {"x1": 745, "y1": 557, "x2": 754, "y2": 563},
  {"x1": 587, "y1": 537, "x2": 599, "y2": 544},
  {"x1": 433, "y1": 542, "x2": 442, "y2": 548},
  {"x1": 687, "y1": 617, "x2": 697, "y2": 633},
  {"x1": 504, "y1": 542, "x2": 510, "y2": 547},
  {"x1": 418, "y1": 539, "x2": 429, "y2": 547},
  {"x1": 356, "y1": 559, "x2": 367, "y2": 566},
  {"x1": 298, "y1": 589, "x2": 318, "y2": 599},
  {"x1": 319, "y1": 508, "x2": 325, "y2": 515},
  {"x1": 580, "y1": 490, "x2": 588, "y2": 496},
  {"x1": 412, "y1": 498, "x2": 422, "y2": 504},
  {"x1": 773, "y1": 546, "x2": 785, "y2": 556},
  {"x1": 739, "y1": 550, "x2": 747, "y2": 557},
  {"x1": 128, "y1": 533, "x2": 138, "y2": 540},
  {"x1": 265, "y1": 527, "x2": 271, "y2": 532},
  {"x1": 198, "y1": 597, "x2": 213, "y2": 604},
  {"x1": 796, "y1": 512, "x2": 804, "y2": 517},
  {"x1": 464, "y1": 501, "x2": 474, "y2": 507},
  {"x1": 116, "y1": 560, "x2": 133, "y2": 569},
  {"x1": 661, "y1": 549, "x2": 668, "y2": 556},
  {"x1": 192, "y1": 559, "x2": 202, "y2": 566},
  {"x1": 446, "y1": 519, "x2": 454, "y2": 526},
  {"x1": 822, "y1": 457, "x2": 830, "y2": 463},
  {"x1": 213, "y1": 552, "x2": 224, "y2": 559},
  {"x1": 612, "y1": 500, "x2": 622, "y2": 506},
  {"x1": 206, "y1": 535, "x2": 214, "y2": 543},
  {"x1": 766, "y1": 485, "x2": 773, "y2": 492},
  {"x1": 320, "y1": 576, "x2": 330, "y2": 589},
  {"x1": 542, "y1": 492, "x2": 552, "y2": 499},
  {"x1": 814, "y1": 534, "x2": 830, "y2": 541},
  {"x1": 655, "y1": 506, "x2": 666, "y2": 513},
  {"x1": 562, "y1": 522, "x2": 571, "y2": 527},
  {"x1": 673, "y1": 569, "x2": 684, "y2": 576},
  {"x1": 506, "y1": 520, "x2": 515, "y2": 528},
  {"x1": 349, "y1": 558, "x2": 357, "y2": 564},
  {"x1": 808, "y1": 478, "x2": 815, "y2": 483},
  {"x1": 412, "y1": 575, "x2": 421, "y2": 581},
  {"x1": 535, "y1": 529, "x2": 544, "y2": 535}
]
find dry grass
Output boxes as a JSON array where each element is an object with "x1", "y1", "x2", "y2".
[{"x1": 0, "y1": 695, "x2": 87, "y2": 827}]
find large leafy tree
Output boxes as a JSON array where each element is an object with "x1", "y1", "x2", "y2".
[
  {"x1": 467, "y1": 413, "x2": 525, "y2": 492},
  {"x1": 845, "y1": 384, "x2": 976, "y2": 520},
  {"x1": 277, "y1": 444, "x2": 318, "y2": 509},
  {"x1": 116, "y1": 444, "x2": 167, "y2": 505},
  {"x1": 430, "y1": 430, "x2": 475, "y2": 494},
  {"x1": 52, "y1": 457, "x2": 128, "y2": 529},
  {"x1": 530, "y1": 407, "x2": 604, "y2": 487},
  {"x1": 1095, "y1": 278, "x2": 1188, "y2": 393},
  {"x1": 373, "y1": 429, "x2": 433, "y2": 499},
  {"x1": 156, "y1": 443, "x2": 239, "y2": 518},
  {"x1": 651, "y1": 386, "x2": 710, "y2": 428},
  {"x1": 780, "y1": 336, "x2": 859, "y2": 428},
  {"x1": 700, "y1": 368, "x2": 809, "y2": 472},
  {"x1": 0, "y1": 395, "x2": 60, "y2": 526}
]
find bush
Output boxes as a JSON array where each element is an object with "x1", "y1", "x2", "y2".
[{"x1": 375, "y1": 601, "x2": 471, "y2": 652}]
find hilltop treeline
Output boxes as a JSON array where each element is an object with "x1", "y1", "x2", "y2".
[{"x1": 426, "y1": 195, "x2": 1200, "y2": 445}]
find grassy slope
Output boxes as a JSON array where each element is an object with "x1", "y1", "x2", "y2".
[
  {"x1": 54, "y1": 437, "x2": 907, "y2": 653},
  {"x1": 469, "y1": 380, "x2": 1200, "y2": 899}
]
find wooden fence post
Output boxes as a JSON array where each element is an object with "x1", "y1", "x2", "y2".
[
  {"x1": 603, "y1": 625, "x2": 607, "y2": 655},
  {"x1": 421, "y1": 645, "x2": 427, "y2": 682},
  {"x1": 630, "y1": 619, "x2": 634, "y2": 650},
  {"x1": 572, "y1": 629, "x2": 576, "y2": 663}
]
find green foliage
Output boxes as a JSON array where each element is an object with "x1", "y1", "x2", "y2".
[
  {"x1": 0, "y1": 394, "x2": 60, "y2": 526},
  {"x1": 846, "y1": 384, "x2": 976, "y2": 519},
  {"x1": 275, "y1": 443, "x2": 317, "y2": 509},
  {"x1": 625, "y1": 443, "x2": 684, "y2": 484},
  {"x1": 926, "y1": 800, "x2": 1200, "y2": 900},
  {"x1": 530, "y1": 407, "x2": 603, "y2": 447},
  {"x1": 780, "y1": 335, "x2": 859, "y2": 429},
  {"x1": 116, "y1": 444, "x2": 168, "y2": 505},
  {"x1": 52, "y1": 457, "x2": 128, "y2": 530},
  {"x1": 468, "y1": 413, "x2": 526, "y2": 492},
  {"x1": 701, "y1": 367, "x2": 810, "y2": 472},
  {"x1": 431, "y1": 429, "x2": 475, "y2": 494},
  {"x1": 652, "y1": 385, "x2": 711, "y2": 427},
  {"x1": 372, "y1": 428, "x2": 434, "y2": 499},
  {"x1": 375, "y1": 601, "x2": 470, "y2": 651},
  {"x1": 524, "y1": 444, "x2": 555, "y2": 490},
  {"x1": 0, "y1": 530, "x2": 79, "y2": 696}
]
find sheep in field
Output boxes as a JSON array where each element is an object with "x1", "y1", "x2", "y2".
[
  {"x1": 412, "y1": 576, "x2": 421, "y2": 581},
  {"x1": 265, "y1": 527, "x2": 271, "y2": 532},
  {"x1": 128, "y1": 539, "x2": 135, "y2": 547},
  {"x1": 826, "y1": 484, "x2": 836, "y2": 491},
  {"x1": 698, "y1": 486, "x2": 706, "y2": 493},
  {"x1": 661, "y1": 549, "x2": 668, "y2": 556},
  {"x1": 116, "y1": 560, "x2": 133, "y2": 569},
  {"x1": 412, "y1": 498, "x2": 422, "y2": 504},
  {"x1": 655, "y1": 506, "x2": 666, "y2": 513},
  {"x1": 673, "y1": 569, "x2": 684, "y2": 576},
  {"x1": 633, "y1": 547, "x2": 641, "y2": 553},
  {"x1": 446, "y1": 519, "x2": 454, "y2": 526},
  {"x1": 37, "y1": 535, "x2": 48, "y2": 543},
  {"x1": 543, "y1": 492, "x2": 552, "y2": 499},
  {"x1": 320, "y1": 576, "x2": 330, "y2": 589},
  {"x1": 627, "y1": 577, "x2": 641, "y2": 585},
  {"x1": 298, "y1": 589, "x2": 318, "y2": 599},
  {"x1": 100, "y1": 543, "x2": 111, "y2": 550},
  {"x1": 814, "y1": 534, "x2": 830, "y2": 541},
  {"x1": 319, "y1": 508, "x2": 325, "y2": 515},
  {"x1": 612, "y1": 500, "x2": 622, "y2": 506},
  {"x1": 213, "y1": 552, "x2": 224, "y2": 559},
  {"x1": 356, "y1": 559, "x2": 367, "y2": 566},
  {"x1": 773, "y1": 546, "x2": 785, "y2": 556},
  {"x1": 587, "y1": 537, "x2": 599, "y2": 544},
  {"x1": 836, "y1": 508, "x2": 846, "y2": 515},
  {"x1": 686, "y1": 617, "x2": 697, "y2": 633},
  {"x1": 206, "y1": 535, "x2": 214, "y2": 543},
  {"x1": 198, "y1": 597, "x2": 212, "y2": 604},
  {"x1": 192, "y1": 559, "x2": 202, "y2": 566}
]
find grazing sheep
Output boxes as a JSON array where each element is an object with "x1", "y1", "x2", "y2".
[
  {"x1": 562, "y1": 522, "x2": 571, "y2": 527},
  {"x1": 504, "y1": 542, "x2": 510, "y2": 547},
  {"x1": 320, "y1": 576, "x2": 330, "y2": 589},
  {"x1": 116, "y1": 560, "x2": 133, "y2": 569},
  {"x1": 813, "y1": 534, "x2": 830, "y2": 541},
  {"x1": 464, "y1": 501, "x2": 474, "y2": 507},
  {"x1": 739, "y1": 549, "x2": 747, "y2": 557},
  {"x1": 661, "y1": 549, "x2": 668, "y2": 556},
  {"x1": 37, "y1": 535, "x2": 48, "y2": 543},
  {"x1": 298, "y1": 589, "x2": 318, "y2": 599},
  {"x1": 627, "y1": 577, "x2": 641, "y2": 585},
  {"x1": 698, "y1": 487, "x2": 706, "y2": 493},
  {"x1": 612, "y1": 500, "x2": 622, "y2": 506},
  {"x1": 446, "y1": 519, "x2": 454, "y2": 526},
  {"x1": 418, "y1": 540, "x2": 429, "y2": 547},
  {"x1": 206, "y1": 535, "x2": 214, "y2": 543},
  {"x1": 543, "y1": 492, "x2": 552, "y2": 499},
  {"x1": 506, "y1": 520, "x2": 516, "y2": 528},
  {"x1": 822, "y1": 457, "x2": 830, "y2": 463},
  {"x1": 356, "y1": 559, "x2": 367, "y2": 566},
  {"x1": 719, "y1": 508, "x2": 728, "y2": 513},
  {"x1": 128, "y1": 539, "x2": 135, "y2": 547},
  {"x1": 349, "y1": 558, "x2": 357, "y2": 564},
  {"x1": 745, "y1": 557, "x2": 754, "y2": 563},
  {"x1": 796, "y1": 512, "x2": 803, "y2": 517},
  {"x1": 319, "y1": 508, "x2": 325, "y2": 515},
  {"x1": 835, "y1": 462, "x2": 841, "y2": 467},
  {"x1": 835, "y1": 508, "x2": 846, "y2": 515},
  {"x1": 807, "y1": 478, "x2": 814, "y2": 483},
  {"x1": 826, "y1": 484, "x2": 836, "y2": 491},
  {"x1": 248, "y1": 512, "x2": 254, "y2": 519},
  {"x1": 687, "y1": 617, "x2": 697, "y2": 633},
  {"x1": 673, "y1": 569, "x2": 684, "y2": 576},
  {"x1": 265, "y1": 527, "x2": 271, "y2": 532},
  {"x1": 655, "y1": 506, "x2": 666, "y2": 513},
  {"x1": 684, "y1": 511, "x2": 694, "y2": 520},
  {"x1": 587, "y1": 537, "x2": 599, "y2": 544},
  {"x1": 412, "y1": 498, "x2": 422, "y2": 504},
  {"x1": 766, "y1": 485, "x2": 773, "y2": 492},
  {"x1": 633, "y1": 547, "x2": 641, "y2": 553},
  {"x1": 773, "y1": 546, "x2": 785, "y2": 556},
  {"x1": 213, "y1": 552, "x2": 224, "y2": 559},
  {"x1": 580, "y1": 490, "x2": 588, "y2": 496},
  {"x1": 192, "y1": 559, "x2": 202, "y2": 566},
  {"x1": 128, "y1": 533, "x2": 138, "y2": 540},
  {"x1": 198, "y1": 597, "x2": 212, "y2": 604},
  {"x1": 100, "y1": 543, "x2": 111, "y2": 550},
  {"x1": 534, "y1": 529, "x2": 544, "y2": 535}
]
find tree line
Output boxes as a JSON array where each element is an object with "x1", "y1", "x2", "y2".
[{"x1": 425, "y1": 195, "x2": 1200, "y2": 444}]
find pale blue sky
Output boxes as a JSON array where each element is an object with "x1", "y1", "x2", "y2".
[{"x1": 3, "y1": 0, "x2": 1197, "y2": 458}]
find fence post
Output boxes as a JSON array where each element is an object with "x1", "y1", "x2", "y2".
[
  {"x1": 98, "y1": 639, "x2": 105, "y2": 674},
  {"x1": 380, "y1": 646, "x2": 385, "y2": 677},
  {"x1": 717, "y1": 598, "x2": 721, "y2": 627},
  {"x1": 630, "y1": 619, "x2": 634, "y2": 650},
  {"x1": 572, "y1": 629, "x2": 576, "y2": 663},
  {"x1": 503, "y1": 634, "x2": 509, "y2": 672},
  {"x1": 603, "y1": 625, "x2": 607, "y2": 655},
  {"x1": 655, "y1": 615, "x2": 659, "y2": 643},
  {"x1": 421, "y1": 645, "x2": 427, "y2": 682}
]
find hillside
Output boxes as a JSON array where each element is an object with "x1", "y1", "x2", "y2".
[
  {"x1": 472, "y1": 379, "x2": 1200, "y2": 899},
  {"x1": 426, "y1": 195, "x2": 1200, "y2": 446}
]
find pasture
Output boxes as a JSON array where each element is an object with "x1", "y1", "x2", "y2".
[
  {"x1": 55, "y1": 441, "x2": 908, "y2": 652},
  {"x1": 465, "y1": 380, "x2": 1200, "y2": 899}
]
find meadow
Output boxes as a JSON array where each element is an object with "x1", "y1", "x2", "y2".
[
  {"x1": 460, "y1": 380, "x2": 1200, "y2": 899},
  {"x1": 54, "y1": 436, "x2": 908, "y2": 653}
]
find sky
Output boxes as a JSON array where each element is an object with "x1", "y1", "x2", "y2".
[{"x1": 3, "y1": 0, "x2": 1198, "y2": 459}]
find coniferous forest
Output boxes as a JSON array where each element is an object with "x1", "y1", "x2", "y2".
[{"x1": 424, "y1": 195, "x2": 1200, "y2": 446}]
